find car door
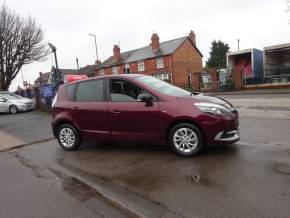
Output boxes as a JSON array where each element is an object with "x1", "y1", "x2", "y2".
[
  {"x1": 0, "y1": 96, "x2": 10, "y2": 112},
  {"x1": 107, "y1": 78, "x2": 161, "y2": 143},
  {"x1": 70, "y1": 79, "x2": 109, "y2": 141}
]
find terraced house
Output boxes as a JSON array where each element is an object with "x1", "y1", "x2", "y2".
[{"x1": 96, "y1": 31, "x2": 203, "y2": 87}]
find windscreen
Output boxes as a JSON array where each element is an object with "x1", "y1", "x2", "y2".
[{"x1": 136, "y1": 76, "x2": 191, "y2": 97}]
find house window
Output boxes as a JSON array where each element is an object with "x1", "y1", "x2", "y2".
[
  {"x1": 156, "y1": 57, "x2": 164, "y2": 69},
  {"x1": 138, "y1": 61, "x2": 145, "y2": 72},
  {"x1": 125, "y1": 63, "x2": 130, "y2": 74},
  {"x1": 154, "y1": 73, "x2": 170, "y2": 81},
  {"x1": 100, "y1": 69, "x2": 105, "y2": 76},
  {"x1": 112, "y1": 66, "x2": 118, "y2": 75}
]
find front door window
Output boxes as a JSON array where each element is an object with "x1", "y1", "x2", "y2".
[{"x1": 109, "y1": 79, "x2": 144, "y2": 102}]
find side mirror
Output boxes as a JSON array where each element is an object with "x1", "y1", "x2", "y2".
[{"x1": 137, "y1": 93, "x2": 153, "y2": 104}]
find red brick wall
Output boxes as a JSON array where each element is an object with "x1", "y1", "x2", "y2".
[
  {"x1": 172, "y1": 39, "x2": 203, "y2": 87},
  {"x1": 233, "y1": 69, "x2": 242, "y2": 90}
]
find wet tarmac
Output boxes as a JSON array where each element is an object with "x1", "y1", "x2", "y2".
[
  {"x1": 0, "y1": 145, "x2": 136, "y2": 218},
  {"x1": 1, "y1": 116, "x2": 289, "y2": 217}
]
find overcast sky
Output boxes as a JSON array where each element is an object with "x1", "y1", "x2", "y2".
[{"x1": 5, "y1": 0, "x2": 290, "y2": 91}]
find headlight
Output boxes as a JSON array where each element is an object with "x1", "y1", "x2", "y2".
[{"x1": 194, "y1": 102, "x2": 232, "y2": 116}]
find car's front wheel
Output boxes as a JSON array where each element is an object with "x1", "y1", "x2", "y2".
[
  {"x1": 9, "y1": 105, "x2": 18, "y2": 114},
  {"x1": 57, "y1": 124, "x2": 81, "y2": 151},
  {"x1": 168, "y1": 123, "x2": 203, "y2": 156}
]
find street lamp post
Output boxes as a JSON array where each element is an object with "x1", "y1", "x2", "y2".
[
  {"x1": 76, "y1": 57, "x2": 80, "y2": 73},
  {"x1": 237, "y1": 39, "x2": 240, "y2": 51},
  {"x1": 89, "y1": 33, "x2": 99, "y2": 61},
  {"x1": 48, "y1": 43, "x2": 61, "y2": 88}
]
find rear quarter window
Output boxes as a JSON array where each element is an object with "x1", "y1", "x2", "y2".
[
  {"x1": 66, "y1": 83, "x2": 77, "y2": 100},
  {"x1": 75, "y1": 79, "x2": 105, "y2": 102}
]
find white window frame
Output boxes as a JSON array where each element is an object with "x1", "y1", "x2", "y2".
[
  {"x1": 100, "y1": 69, "x2": 105, "y2": 76},
  {"x1": 138, "y1": 61, "x2": 145, "y2": 72},
  {"x1": 112, "y1": 66, "x2": 118, "y2": 75},
  {"x1": 156, "y1": 57, "x2": 164, "y2": 69},
  {"x1": 154, "y1": 73, "x2": 169, "y2": 81}
]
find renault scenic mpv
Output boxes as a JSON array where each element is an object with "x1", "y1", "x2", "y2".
[{"x1": 52, "y1": 74, "x2": 239, "y2": 156}]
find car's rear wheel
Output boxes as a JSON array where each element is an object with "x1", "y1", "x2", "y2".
[
  {"x1": 168, "y1": 123, "x2": 203, "y2": 156},
  {"x1": 9, "y1": 105, "x2": 18, "y2": 114},
  {"x1": 57, "y1": 124, "x2": 81, "y2": 151}
]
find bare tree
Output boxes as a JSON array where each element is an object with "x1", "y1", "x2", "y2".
[{"x1": 0, "y1": 5, "x2": 48, "y2": 91}]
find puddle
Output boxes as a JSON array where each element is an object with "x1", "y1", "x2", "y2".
[{"x1": 49, "y1": 168, "x2": 96, "y2": 202}]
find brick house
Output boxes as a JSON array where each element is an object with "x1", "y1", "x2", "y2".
[{"x1": 96, "y1": 31, "x2": 203, "y2": 87}]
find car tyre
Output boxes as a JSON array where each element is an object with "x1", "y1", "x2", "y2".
[
  {"x1": 57, "y1": 124, "x2": 81, "y2": 151},
  {"x1": 168, "y1": 123, "x2": 203, "y2": 157},
  {"x1": 9, "y1": 105, "x2": 18, "y2": 114}
]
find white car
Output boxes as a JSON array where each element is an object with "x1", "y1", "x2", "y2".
[{"x1": 0, "y1": 92, "x2": 34, "y2": 114}]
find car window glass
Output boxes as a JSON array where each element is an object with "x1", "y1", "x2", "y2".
[
  {"x1": 110, "y1": 79, "x2": 144, "y2": 102},
  {"x1": 75, "y1": 80, "x2": 104, "y2": 102},
  {"x1": 1, "y1": 93, "x2": 21, "y2": 100},
  {"x1": 136, "y1": 76, "x2": 191, "y2": 97},
  {"x1": 66, "y1": 83, "x2": 76, "y2": 100}
]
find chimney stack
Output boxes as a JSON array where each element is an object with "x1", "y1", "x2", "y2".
[
  {"x1": 95, "y1": 60, "x2": 101, "y2": 65},
  {"x1": 189, "y1": 30, "x2": 196, "y2": 45},
  {"x1": 113, "y1": 45, "x2": 121, "y2": 59},
  {"x1": 151, "y1": 33, "x2": 160, "y2": 52}
]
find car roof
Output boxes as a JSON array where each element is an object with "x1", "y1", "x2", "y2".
[{"x1": 65, "y1": 74, "x2": 147, "y2": 86}]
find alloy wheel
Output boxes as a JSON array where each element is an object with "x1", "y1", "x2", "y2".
[
  {"x1": 173, "y1": 128, "x2": 198, "y2": 153},
  {"x1": 59, "y1": 127, "x2": 76, "y2": 148},
  {"x1": 10, "y1": 105, "x2": 18, "y2": 114}
]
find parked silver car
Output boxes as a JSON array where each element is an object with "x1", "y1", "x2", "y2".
[{"x1": 0, "y1": 92, "x2": 34, "y2": 114}]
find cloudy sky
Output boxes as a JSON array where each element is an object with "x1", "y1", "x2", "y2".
[{"x1": 5, "y1": 0, "x2": 290, "y2": 91}]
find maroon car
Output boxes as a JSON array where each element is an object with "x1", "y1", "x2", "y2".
[{"x1": 51, "y1": 74, "x2": 239, "y2": 156}]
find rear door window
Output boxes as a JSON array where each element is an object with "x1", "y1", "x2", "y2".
[{"x1": 75, "y1": 79, "x2": 104, "y2": 102}]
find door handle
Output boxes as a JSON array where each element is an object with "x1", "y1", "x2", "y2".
[
  {"x1": 110, "y1": 110, "x2": 120, "y2": 114},
  {"x1": 73, "y1": 106, "x2": 79, "y2": 110}
]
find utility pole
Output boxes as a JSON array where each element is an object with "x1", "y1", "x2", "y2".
[
  {"x1": 89, "y1": 34, "x2": 99, "y2": 61},
  {"x1": 237, "y1": 39, "x2": 240, "y2": 51}
]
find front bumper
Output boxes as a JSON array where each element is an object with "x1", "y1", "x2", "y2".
[
  {"x1": 17, "y1": 104, "x2": 35, "y2": 111},
  {"x1": 214, "y1": 130, "x2": 240, "y2": 142},
  {"x1": 199, "y1": 112, "x2": 240, "y2": 146}
]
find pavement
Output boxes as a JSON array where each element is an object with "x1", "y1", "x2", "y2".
[
  {"x1": 0, "y1": 93, "x2": 290, "y2": 218},
  {"x1": 208, "y1": 88, "x2": 290, "y2": 95},
  {"x1": 0, "y1": 111, "x2": 53, "y2": 151}
]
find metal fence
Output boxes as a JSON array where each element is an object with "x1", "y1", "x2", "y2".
[
  {"x1": 243, "y1": 74, "x2": 290, "y2": 86},
  {"x1": 264, "y1": 64, "x2": 290, "y2": 76}
]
